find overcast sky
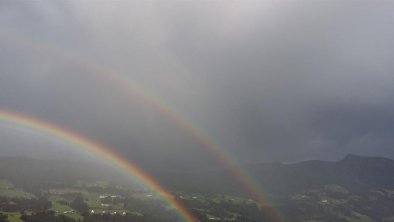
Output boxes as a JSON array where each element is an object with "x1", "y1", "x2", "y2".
[{"x1": 0, "y1": 0, "x2": 394, "y2": 169}]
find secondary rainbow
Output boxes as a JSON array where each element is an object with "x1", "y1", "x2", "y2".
[
  {"x1": 1, "y1": 32, "x2": 283, "y2": 221},
  {"x1": 0, "y1": 109, "x2": 197, "y2": 222}
]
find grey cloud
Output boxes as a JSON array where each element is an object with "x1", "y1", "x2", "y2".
[{"x1": 0, "y1": 0, "x2": 394, "y2": 168}]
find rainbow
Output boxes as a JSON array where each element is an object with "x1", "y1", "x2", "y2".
[
  {"x1": 0, "y1": 109, "x2": 197, "y2": 222},
  {"x1": 0, "y1": 32, "x2": 283, "y2": 221}
]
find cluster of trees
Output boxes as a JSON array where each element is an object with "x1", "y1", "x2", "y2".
[
  {"x1": 123, "y1": 197, "x2": 181, "y2": 221},
  {"x1": 281, "y1": 186, "x2": 394, "y2": 222},
  {"x1": 84, "y1": 186, "x2": 131, "y2": 197},
  {"x1": 0, "y1": 196, "x2": 51, "y2": 212},
  {"x1": 0, "y1": 213, "x2": 8, "y2": 222},
  {"x1": 20, "y1": 211, "x2": 76, "y2": 222},
  {"x1": 100, "y1": 196, "x2": 122, "y2": 205},
  {"x1": 0, "y1": 212, "x2": 76, "y2": 222},
  {"x1": 5, "y1": 209, "x2": 184, "y2": 222},
  {"x1": 177, "y1": 197, "x2": 272, "y2": 222},
  {"x1": 83, "y1": 213, "x2": 174, "y2": 222},
  {"x1": 70, "y1": 194, "x2": 89, "y2": 214}
]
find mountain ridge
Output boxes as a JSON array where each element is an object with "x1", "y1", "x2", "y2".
[
  {"x1": 150, "y1": 154, "x2": 394, "y2": 204},
  {"x1": 0, "y1": 154, "x2": 392, "y2": 203}
]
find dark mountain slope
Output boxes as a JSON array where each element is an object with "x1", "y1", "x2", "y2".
[
  {"x1": 153, "y1": 154, "x2": 394, "y2": 204},
  {"x1": 0, "y1": 154, "x2": 392, "y2": 204}
]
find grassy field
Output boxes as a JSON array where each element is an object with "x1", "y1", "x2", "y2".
[
  {"x1": 4, "y1": 212, "x2": 23, "y2": 222},
  {"x1": 0, "y1": 180, "x2": 35, "y2": 199},
  {"x1": 47, "y1": 193, "x2": 83, "y2": 221},
  {"x1": 75, "y1": 180, "x2": 110, "y2": 188},
  {"x1": 0, "y1": 188, "x2": 35, "y2": 199},
  {"x1": 84, "y1": 192, "x2": 127, "y2": 214},
  {"x1": 47, "y1": 188, "x2": 86, "y2": 195},
  {"x1": 0, "y1": 180, "x2": 13, "y2": 189}
]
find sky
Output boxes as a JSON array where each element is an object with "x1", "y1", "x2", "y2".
[{"x1": 0, "y1": 0, "x2": 394, "y2": 169}]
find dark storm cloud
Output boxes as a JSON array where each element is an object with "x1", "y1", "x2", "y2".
[
  {"x1": 160, "y1": 0, "x2": 394, "y2": 162},
  {"x1": 0, "y1": 0, "x2": 394, "y2": 167}
]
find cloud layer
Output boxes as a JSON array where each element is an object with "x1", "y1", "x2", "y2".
[{"x1": 1, "y1": 0, "x2": 394, "y2": 168}]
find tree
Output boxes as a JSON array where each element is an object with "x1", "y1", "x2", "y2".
[
  {"x1": 0, "y1": 213, "x2": 8, "y2": 222},
  {"x1": 70, "y1": 194, "x2": 89, "y2": 214}
]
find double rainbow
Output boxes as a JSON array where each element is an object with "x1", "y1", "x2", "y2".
[{"x1": 0, "y1": 31, "x2": 283, "y2": 221}]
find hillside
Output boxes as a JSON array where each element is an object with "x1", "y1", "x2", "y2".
[
  {"x1": 0, "y1": 155, "x2": 392, "y2": 222},
  {"x1": 153, "y1": 154, "x2": 394, "y2": 203}
]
